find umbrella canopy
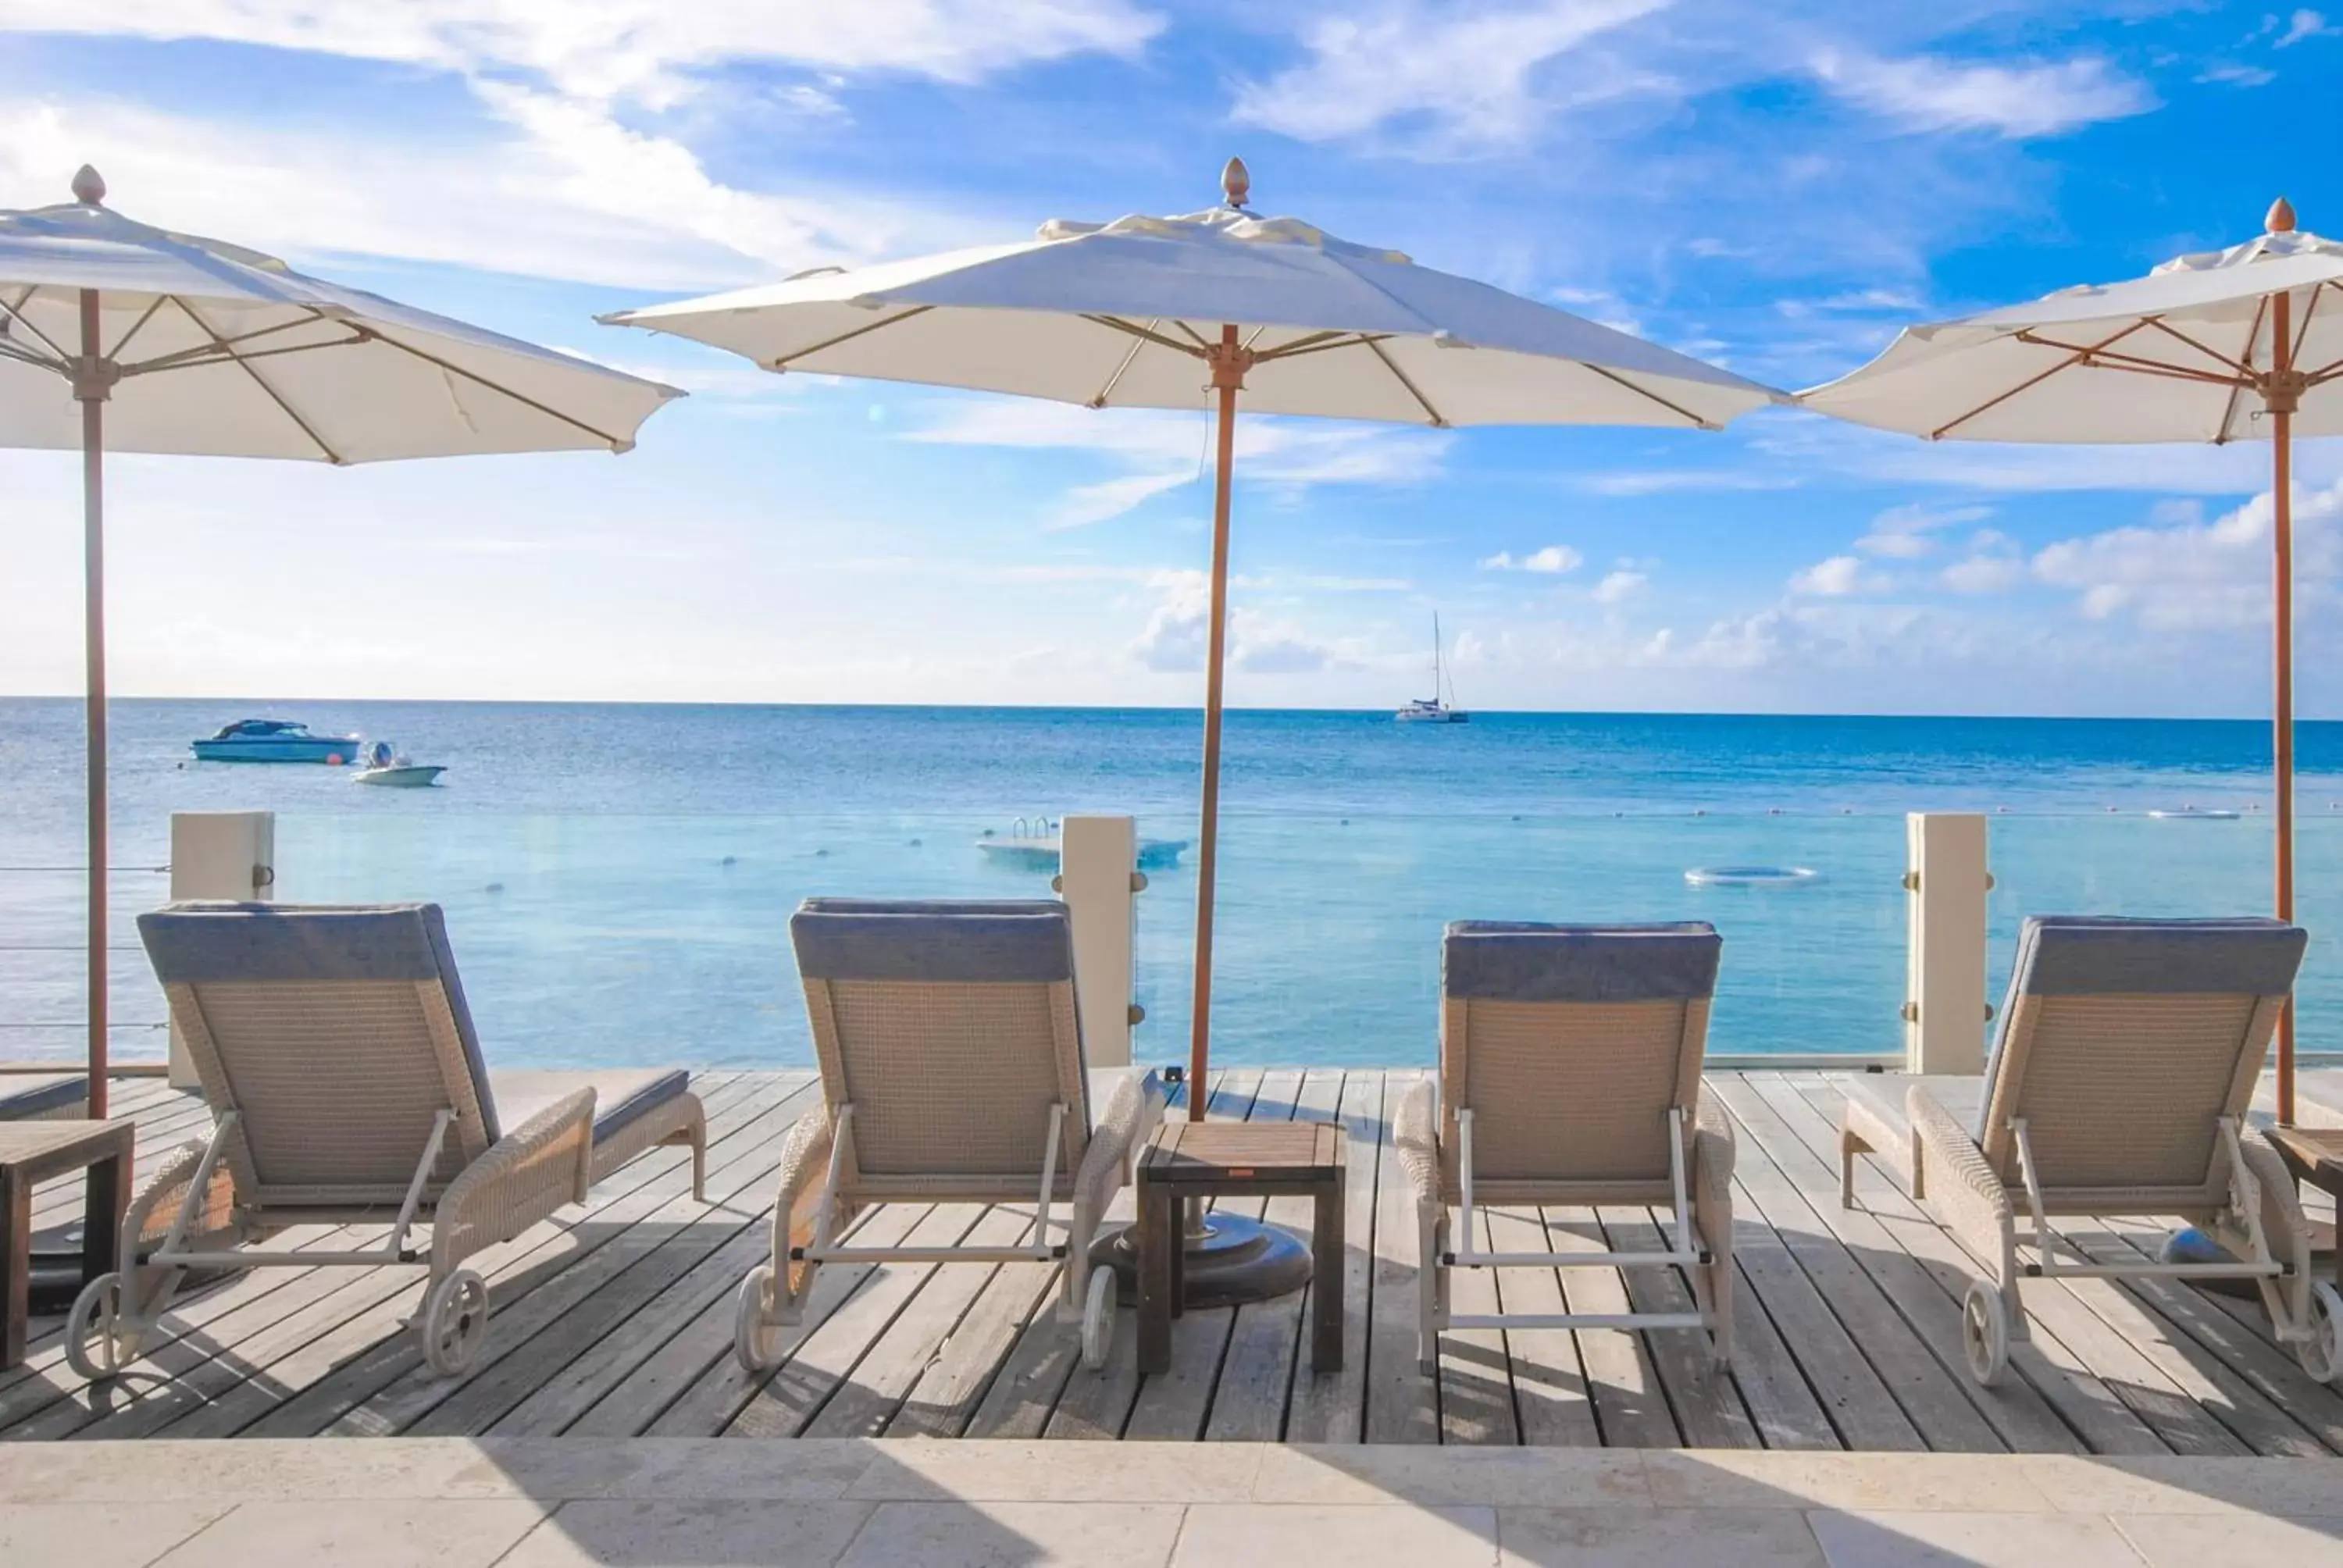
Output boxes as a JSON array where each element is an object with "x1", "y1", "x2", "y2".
[
  {"x1": 606, "y1": 160, "x2": 1778, "y2": 1146},
  {"x1": 1802, "y1": 206, "x2": 2342, "y2": 443},
  {"x1": 0, "y1": 171, "x2": 679, "y2": 461},
  {"x1": 601, "y1": 173, "x2": 1772, "y2": 431},
  {"x1": 0, "y1": 166, "x2": 682, "y2": 1116},
  {"x1": 1802, "y1": 199, "x2": 2342, "y2": 1122}
]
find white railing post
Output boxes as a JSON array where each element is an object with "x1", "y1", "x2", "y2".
[
  {"x1": 1057, "y1": 814, "x2": 1139, "y2": 1069},
  {"x1": 1904, "y1": 811, "x2": 1991, "y2": 1074},
  {"x1": 166, "y1": 811, "x2": 275, "y2": 1087}
]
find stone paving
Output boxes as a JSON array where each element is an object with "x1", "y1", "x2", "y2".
[{"x1": 5, "y1": 1439, "x2": 2342, "y2": 1566}]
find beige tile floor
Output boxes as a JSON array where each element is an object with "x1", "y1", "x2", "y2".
[{"x1": 5, "y1": 1439, "x2": 2341, "y2": 1566}]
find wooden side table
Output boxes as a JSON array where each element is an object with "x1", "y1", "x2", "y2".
[
  {"x1": 1135, "y1": 1121, "x2": 1344, "y2": 1375},
  {"x1": 2266, "y1": 1125, "x2": 2343, "y2": 1289},
  {"x1": 1, "y1": 1120, "x2": 134, "y2": 1369}
]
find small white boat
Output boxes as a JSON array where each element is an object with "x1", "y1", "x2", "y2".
[
  {"x1": 976, "y1": 818, "x2": 1187, "y2": 870},
  {"x1": 1395, "y1": 613, "x2": 1468, "y2": 723},
  {"x1": 2147, "y1": 807, "x2": 2239, "y2": 821},
  {"x1": 352, "y1": 741, "x2": 444, "y2": 789}
]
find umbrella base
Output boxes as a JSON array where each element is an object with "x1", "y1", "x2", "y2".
[{"x1": 1088, "y1": 1213, "x2": 1313, "y2": 1309}]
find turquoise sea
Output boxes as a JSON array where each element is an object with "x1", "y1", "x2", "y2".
[{"x1": 3, "y1": 699, "x2": 2339, "y2": 1071}]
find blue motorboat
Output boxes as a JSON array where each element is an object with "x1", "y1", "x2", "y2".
[{"x1": 190, "y1": 718, "x2": 363, "y2": 764}]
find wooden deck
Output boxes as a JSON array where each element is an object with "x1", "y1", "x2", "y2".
[{"x1": 6, "y1": 1067, "x2": 2342, "y2": 1452}]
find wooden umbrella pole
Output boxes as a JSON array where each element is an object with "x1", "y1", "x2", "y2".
[
  {"x1": 77, "y1": 287, "x2": 110, "y2": 1121},
  {"x1": 2272, "y1": 284, "x2": 2297, "y2": 1126},
  {"x1": 1187, "y1": 324, "x2": 1250, "y2": 1120}
]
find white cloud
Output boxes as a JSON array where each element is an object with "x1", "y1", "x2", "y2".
[
  {"x1": 2030, "y1": 479, "x2": 2343, "y2": 630},
  {"x1": 909, "y1": 398, "x2": 1450, "y2": 526},
  {"x1": 1940, "y1": 553, "x2": 2025, "y2": 593},
  {"x1": 1856, "y1": 501, "x2": 1995, "y2": 558},
  {"x1": 2276, "y1": 9, "x2": 2331, "y2": 48},
  {"x1": 1229, "y1": 0, "x2": 1670, "y2": 156},
  {"x1": 0, "y1": 97, "x2": 944, "y2": 291},
  {"x1": 1812, "y1": 51, "x2": 2155, "y2": 138},
  {"x1": 1788, "y1": 554, "x2": 1888, "y2": 597},
  {"x1": 1480, "y1": 544, "x2": 1583, "y2": 573},
  {"x1": 1593, "y1": 568, "x2": 1647, "y2": 603},
  {"x1": 1, "y1": 1, "x2": 1164, "y2": 105},
  {"x1": 1574, "y1": 469, "x2": 1799, "y2": 497},
  {"x1": 1124, "y1": 568, "x2": 1350, "y2": 675},
  {"x1": 2196, "y1": 61, "x2": 2277, "y2": 87}
]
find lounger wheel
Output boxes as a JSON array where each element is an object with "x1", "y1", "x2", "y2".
[
  {"x1": 2297, "y1": 1281, "x2": 2343, "y2": 1384},
  {"x1": 1961, "y1": 1279, "x2": 2010, "y2": 1388},
  {"x1": 1079, "y1": 1264, "x2": 1117, "y2": 1370},
  {"x1": 736, "y1": 1263, "x2": 782, "y2": 1372},
  {"x1": 420, "y1": 1268, "x2": 490, "y2": 1377},
  {"x1": 65, "y1": 1272, "x2": 132, "y2": 1381}
]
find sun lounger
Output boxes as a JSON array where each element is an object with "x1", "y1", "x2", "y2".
[
  {"x1": 63, "y1": 902, "x2": 707, "y2": 1381},
  {"x1": 0, "y1": 1071, "x2": 87, "y2": 1121},
  {"x1": 735, "y1": 899, "x2": 1166, "y2": 1373},
  {"x1": 1851, "y1": 915, "x2": 2337, "y2": 1386},
  {"x1": 1395, "y1": 921, "x2": 1735, "y2": 1372}
]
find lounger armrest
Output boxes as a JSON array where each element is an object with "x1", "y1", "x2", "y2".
[
  {"x1": 769, "y1": 1104, "x2": 840, "y2": 1315},
  {"x1": 431, "y1": 1086, "x2": 597, "y2": 1279},
  {"x1": 1908, "y1": 1082, "x2": 2014, "y2": 1281},
  {"x1": 1071, "y1": 1068, "x2": 1166, "y2": 1258},
  {"x1": 2227, "y1": 1137, "x2": 2314, "y2": 1279},
  {"x1": 124, "y1": 1137, "x2": 241, "y2": 1258},
  {"x1": 1395, "y1": 1079, "x2": 1440, "y2": 1211},
  {"x1": 1692, "y1": 1090, "x2": 1735, "y2": 1263}
]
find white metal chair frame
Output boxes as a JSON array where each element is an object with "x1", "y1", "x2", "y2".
[
  {"x1": 1925, "y1": 1095, "x2": 2343, "y2": 1386},
  {"x1": 1420, "y1": 1104, "x2": 1725, "y2": 1363}
]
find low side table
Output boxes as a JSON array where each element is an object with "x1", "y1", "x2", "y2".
[
  {"x1": 1135, "y1": 1121, "x2": 1344, "y2": 1375},
  {"x1": 1, "y1": 1120, "x2": 134, "y2": 1368},
  {"x1": 2265, "y1": 1125, "x2": 2343, "y2": 1289}
]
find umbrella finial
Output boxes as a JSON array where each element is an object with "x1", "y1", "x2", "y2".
[
  {"x1": 2267, "y1": 196, "x2": 2296, "y2": 234},
  {"x1": 1221, "y1": 156, "x2": 1250, "y2": 210},
  {"x1": 71, "y1": 164, "x2": 106, "y2": 205}
]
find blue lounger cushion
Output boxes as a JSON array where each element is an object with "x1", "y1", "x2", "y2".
[
  {"x1": 137, "y1": 902, "x2": 501, "y2": 1142},
  {"x1": 489, "y1": 1069, "x2": 693, "y2": 1146},
  {"x1": 0, "y1": 1072, "x2": 87, "y2": 1120},
  {"x1": 2006, "y1": 916, "x2": 2307, "y2": 1000},
  {"x1": 791, "y1": 898, "x2": 1075, "y2": 985},
  {"x1": 1443, "y1": 921, "x2": 1722, "y2": 1004}
]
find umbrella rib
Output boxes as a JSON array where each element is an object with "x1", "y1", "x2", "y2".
[
  {"x1": 1931, "y1": 319, "x2": 2151, "y2": 439},
  {"x1": 166, "y1": 295, "x2": 344, "y2": 464},
  {"x1": 769, "y1": 305, "x2": 933, "y2": 369},
  {"x1": 2213, "y1": 297, "x2": 2268, "y2": 444},
  {"x1": 1085, "y1": 319, "x2": 1156, "y2": 408},
  {"x1": 1081, "y1": 314, "x2": 1207, "y2": 358},
  {"x1": 105, "y1": 296, "x2": 169, "y2": 363},
  {"x1": 361, "y1": 326, "x2": 635, "y2": 450},
  {"x1": 0, "y1": 337, "x2": 69, "y2": 376},
  {"x1": 1362, "y1": 337, "x2": 1450, "y2": 427},
  {"x1": 1578, "y1": 362, "x2": 1713, "y2": 429},
  {"x1": 123, "y1": 335, "x2": 368, "y2": 376},
  {"x1": 2292, "y1": 283, "x2": 2323, "y2": 365},
  {"x1": 123, "y1": 310, "x2": 355, "y2": 376},
  {"x1": 2138, "y1": 317, "x2": 2254, "y2": 377},
  {"x1": 2013, "y1": 333, "x2": 2241, "y2": 387},
  {"x1": 0, "y1": 287, "x2": 71, "y2": 365},
  {"x1": 1252, "y1": 330, "x2": 1374, "y2": 362}
]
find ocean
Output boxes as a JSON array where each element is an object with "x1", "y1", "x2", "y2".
[{"x1": 3, "y1": 698, "x2": 2338, "y2": 1071}]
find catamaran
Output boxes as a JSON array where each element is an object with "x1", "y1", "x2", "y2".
[{"x1": 1395, "y1": 614, "x2": 1468, "y2": 723}]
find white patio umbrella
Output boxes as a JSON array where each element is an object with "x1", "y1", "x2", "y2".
[
  {"x1": 604, "y1": 158, "x2": 1778, "y2": 1128},
  {"x1": 0, "y1": 167, "x2": 683, "y2": 1116},
  {"x1": 1803, "y1": 198, "x2": 2343, "y2": 1123}
]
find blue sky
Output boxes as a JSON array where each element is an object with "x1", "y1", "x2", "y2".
[{"x1": 1, "y1": 1, "x2": 2338, "y2": 716}]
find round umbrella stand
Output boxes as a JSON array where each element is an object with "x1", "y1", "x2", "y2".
[{"x1": 1087, "y1": 1210, "x2": 1314, "y2": 1310}]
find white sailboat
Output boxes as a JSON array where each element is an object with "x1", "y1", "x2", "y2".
[{"x1": 1395, "y1": 614, "x2": 1469, "y2": 723}]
